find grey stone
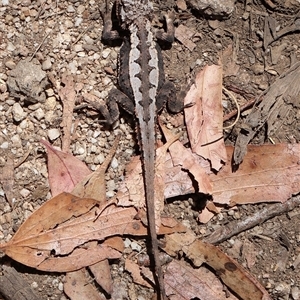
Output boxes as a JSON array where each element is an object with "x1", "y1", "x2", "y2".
[
  {"x1": 7, "y1": 58, "x2": 49, "y2": 103},
  {"x1": 12, "y1": 102, "x2": 27, "y2": 121},
  {"x1": 187, "y1": 0, "x2": 235, "y2": 17}
]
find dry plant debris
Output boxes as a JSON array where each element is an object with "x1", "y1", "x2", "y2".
[
  {"x1": 1, "y1": 1, "x2": 300, "y2": 297},
  {"x1": 2, "y1": 64, "x2": 298, "y2": 299}
]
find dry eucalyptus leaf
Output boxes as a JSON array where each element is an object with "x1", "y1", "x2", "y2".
[
  {"x1": 0, "y1": 193, "x2": 185, "y2": 272},
  {"x1": 165, "y1": 231, "x2": 272, "y2": 300},
  {"x1": 165, "y1": 260, "x2": 239, "y2": 300},
  {"x1": 89, "y1": 259, "x2": 113, "y2": 295},
  {"x1": 212, "y1": 144, "x2": 300, "y2": 205},
  {"x1": 72, "y1": 136, "x2": 120, "y2": 201},
  {"x1": 64, "y1": 268, "x2": 106, "y2": 300},
  {"x1": 234, "y1": 62, "x2": 300, "y2": 164},
  {"x1": 162, "y1": 125, "x2": 212, "y2": 195},
  {"x1": 184, "y1": 65, "x2": 227, "y2": 171},
  {"x1": 58, "y1": 74, "x2": 76, "y2": 152},
  {"x1": 125, "y1": 259, "x2": 152, "y2": 288},
  {"x1": 41, "y1": 140, "x2": 91, "y2": 196}
]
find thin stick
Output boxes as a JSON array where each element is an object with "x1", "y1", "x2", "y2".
[{"x1": 203, "y1": 195, "x2": 300, "y2": 244}]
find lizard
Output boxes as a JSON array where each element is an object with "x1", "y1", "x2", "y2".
[{"x1": 100, "y1": 1, "x2": 182, "y2": 298}]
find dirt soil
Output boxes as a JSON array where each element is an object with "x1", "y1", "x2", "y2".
[{"x1": 0, "y1": 0, "x2": 300, "y2": 299}]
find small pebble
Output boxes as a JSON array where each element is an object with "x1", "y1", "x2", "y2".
[
  {"x1": 5, "y1": 60, "x2": 16, "y2": 69},
  {"x1": 124, "y1": 238, "x2": 131, "y2": 248},
  {"x1": 102, "y1": 48, "x2": 111, "y2": 59},
  {"x1": 74, "y1": 142, "x2": 85, "y2": 155},
  {"x1": 77, "y1": 51, "x2": 85, "y2": 57},
  {"x1": 66, "y1": 5, "x2": 75, "y2": 12},
  {"x1": 77, "y1": 4, "x2": 85, "y2": 14},
  {"x1": 251, "y1": 63, "x2": 264, "y2": 75},
  {"x1": 64, "y1": 19, "x2": 73, "y2": 28},
  {"x1": 106, "y1": 190, "x2": 115, "y2": 198},
  {"x1": 44, "y1": 96, "x2": 57, "y2": 110},
  {"x1": 110, "y1": 157, "x2": 118, "y2": 169},
  {"x1": 12, "y1": 103, "x2": 27, "y2": 122},
  {"x1": 74, "y1": 17, "x2": 82, "y2": 27},
  {"x1": 95, "y1": 153, "x2": 105, "y2": 164},
  {"x1": 11, "y1": 134, "x2": 22, "y2": 147},
  {"x1": 42, "y1": 57, "x2": 52, "y2": 70},
  {"x1": 107, "y1": 180, "x2": 116, "y2": 191},
  {"x1": 45, "y1": 89, "x2": 54, "y2": 97},
  {"x1": 131, "y1": 241, "x2": 142, "y2": 252},
  {"x1": 32, "y1": 107, "x2": 45, "y2": 120},
  {"x1": 31, "y1": 281, "x2": 38, "y2": 289},
  {"x1": 47, "y1": 128, "x2": 61, "y2": 140},
  {"x1": 292, "y1": 286, "x2": 299, "y2": 300},
  {"x1": 74, "y1": 44, "x2": 83, "y2": 52},
  {"x1": 58, "y1": 282, "x2": 64, "y2": 291},
  {"x1": 0, "y1": 141, "x2": 9, "y2": 149}
]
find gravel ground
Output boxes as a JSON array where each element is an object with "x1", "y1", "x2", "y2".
[{"x1": 0, "y1": 0, "x2": 300, "y2": 299}]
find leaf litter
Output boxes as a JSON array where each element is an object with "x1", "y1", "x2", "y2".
[{"x1": 1, "y1": 65, "x2": 299, "y2": 299}]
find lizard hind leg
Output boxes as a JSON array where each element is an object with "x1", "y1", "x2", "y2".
[{"x1": 156, "y1": 81, "x2": 183, "y2": 113}]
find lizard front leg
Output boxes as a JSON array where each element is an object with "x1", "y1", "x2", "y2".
[
  {"x1": 100, "y1": 88, "x2": 135, "y2": 126},
  {"x1": 156, "y1": 11, "x2": 176, "y2": 44}
]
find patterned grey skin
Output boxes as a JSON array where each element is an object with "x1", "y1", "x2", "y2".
[
  {"x1": 101, "y1": 2, "x2": 179, "y2": 297},
  {"x1": 119, "y1": 0, "x2": 165, "y2": 296}
]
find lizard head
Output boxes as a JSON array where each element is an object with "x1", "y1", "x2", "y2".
[{"x1": 118, "y1": 0, "x2": 153, "y2": 25}]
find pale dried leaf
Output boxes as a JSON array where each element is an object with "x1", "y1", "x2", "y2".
[
  {"x1": 64, "y1": 269, "x2": 105, "y2": 300},
  {"x1": 176, "y1": 0, "x2": 187, "y2": 11},
  {"x1": 162, "y1": 125, "x2": 212, "y2": 194},
  {"x1": 165, "y1": 260, "x2": 238, "y2": 300},
  {"x1": 36, "y1": 243, "x2": 121, "y2": 272},
  {"x1": 41, "y1": 140, "x2": 91, "y2": 196},
  {"x1": 58, "y1": 74, "x2": 77, "y2": 152},
  {"x1": 125, "y1": 259, "x2": 152, "y2": 288},
  {"x1": 242, "y1": 240, "x2": 257, "y2": 269},
  {"x1": 222, "y1": 44, "x2": 240, "y2": 77},
  {"x1": 234, "y1": 62, "x2": 300, "y2": 164},
  {"x1": 117, "y1": 132, "x2": 180, "y2": 221},
  {"x1": 198, "y1": 207, "x2": 215, "y2": 224},
  {"x1": 116, "y1": 156, "x2": 144, "y2": 207},
  {"x1": 0, "y1": 193, "x2": 185, "y2": 271},
  {"x1": 198, "y1": 202, "x2": 223, "y2": 224},
  {"x1": 165, "y1": 230, "x2": 272, "y2": 300},
  {"x1": 164, "y1": 154, "x2": 195, "y2": 198},
  {"x1": 89, "y1": 259, "x2": 113, "y2": 295},
  {"x1": 11, "y1": 192, "x2": 98, "y2": 241},
  {"x1": 212, "y1": 144, "x2": 300, "y2": 205},
  {"x1": 0, "y1": 154, "x2": 15, "y2": 206},
  {"x1": 184, "y1": 65, "x2": 227, "y2": 170},
  {"x1": 72, "y1": 136, "x2": 120, "y2": 201}
]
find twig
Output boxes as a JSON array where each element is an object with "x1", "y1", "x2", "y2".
[
  {"x1": 30, "y1": 31, "x2": 52, "y2": 61},
  {"x1": 14, "y1": 147, "x2": 32, "y2": 169},
  {"x1": 223, "y1": 97, "x2": 257, "y2": 122},
  {"x1": 72, "y1": 25, "x2": 94, "y2": 47},
  {"x1": 203, "y1": 195, "x2": 300, "y2": 244},
  {"x1": 222, "y1": 87, "x2": 240, "y2": 129}
]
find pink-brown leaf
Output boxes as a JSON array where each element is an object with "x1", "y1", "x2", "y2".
[
  {"x1": 64, "y1": 269, "x2": 106, "y2": 300},
  {"x1": 211, "y1": 144, "x2": 300, "y2": 205},
  {"x1": 0, "y1": 194, "x2": 185, "y2": 272},
  {"x1": 41, "y1": 140, "x2": 91, "y2": 196},
  {"x1": 184, "y1": 65, "x2": 227, "y2": 171}
]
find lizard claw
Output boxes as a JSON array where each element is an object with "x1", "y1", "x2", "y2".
[
  {"x1": 164, "y1": 10, "x2": 176, "y2": 22},
  {"x1": 99, "y1": 3, "x2": 110, "y2": 21}
]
